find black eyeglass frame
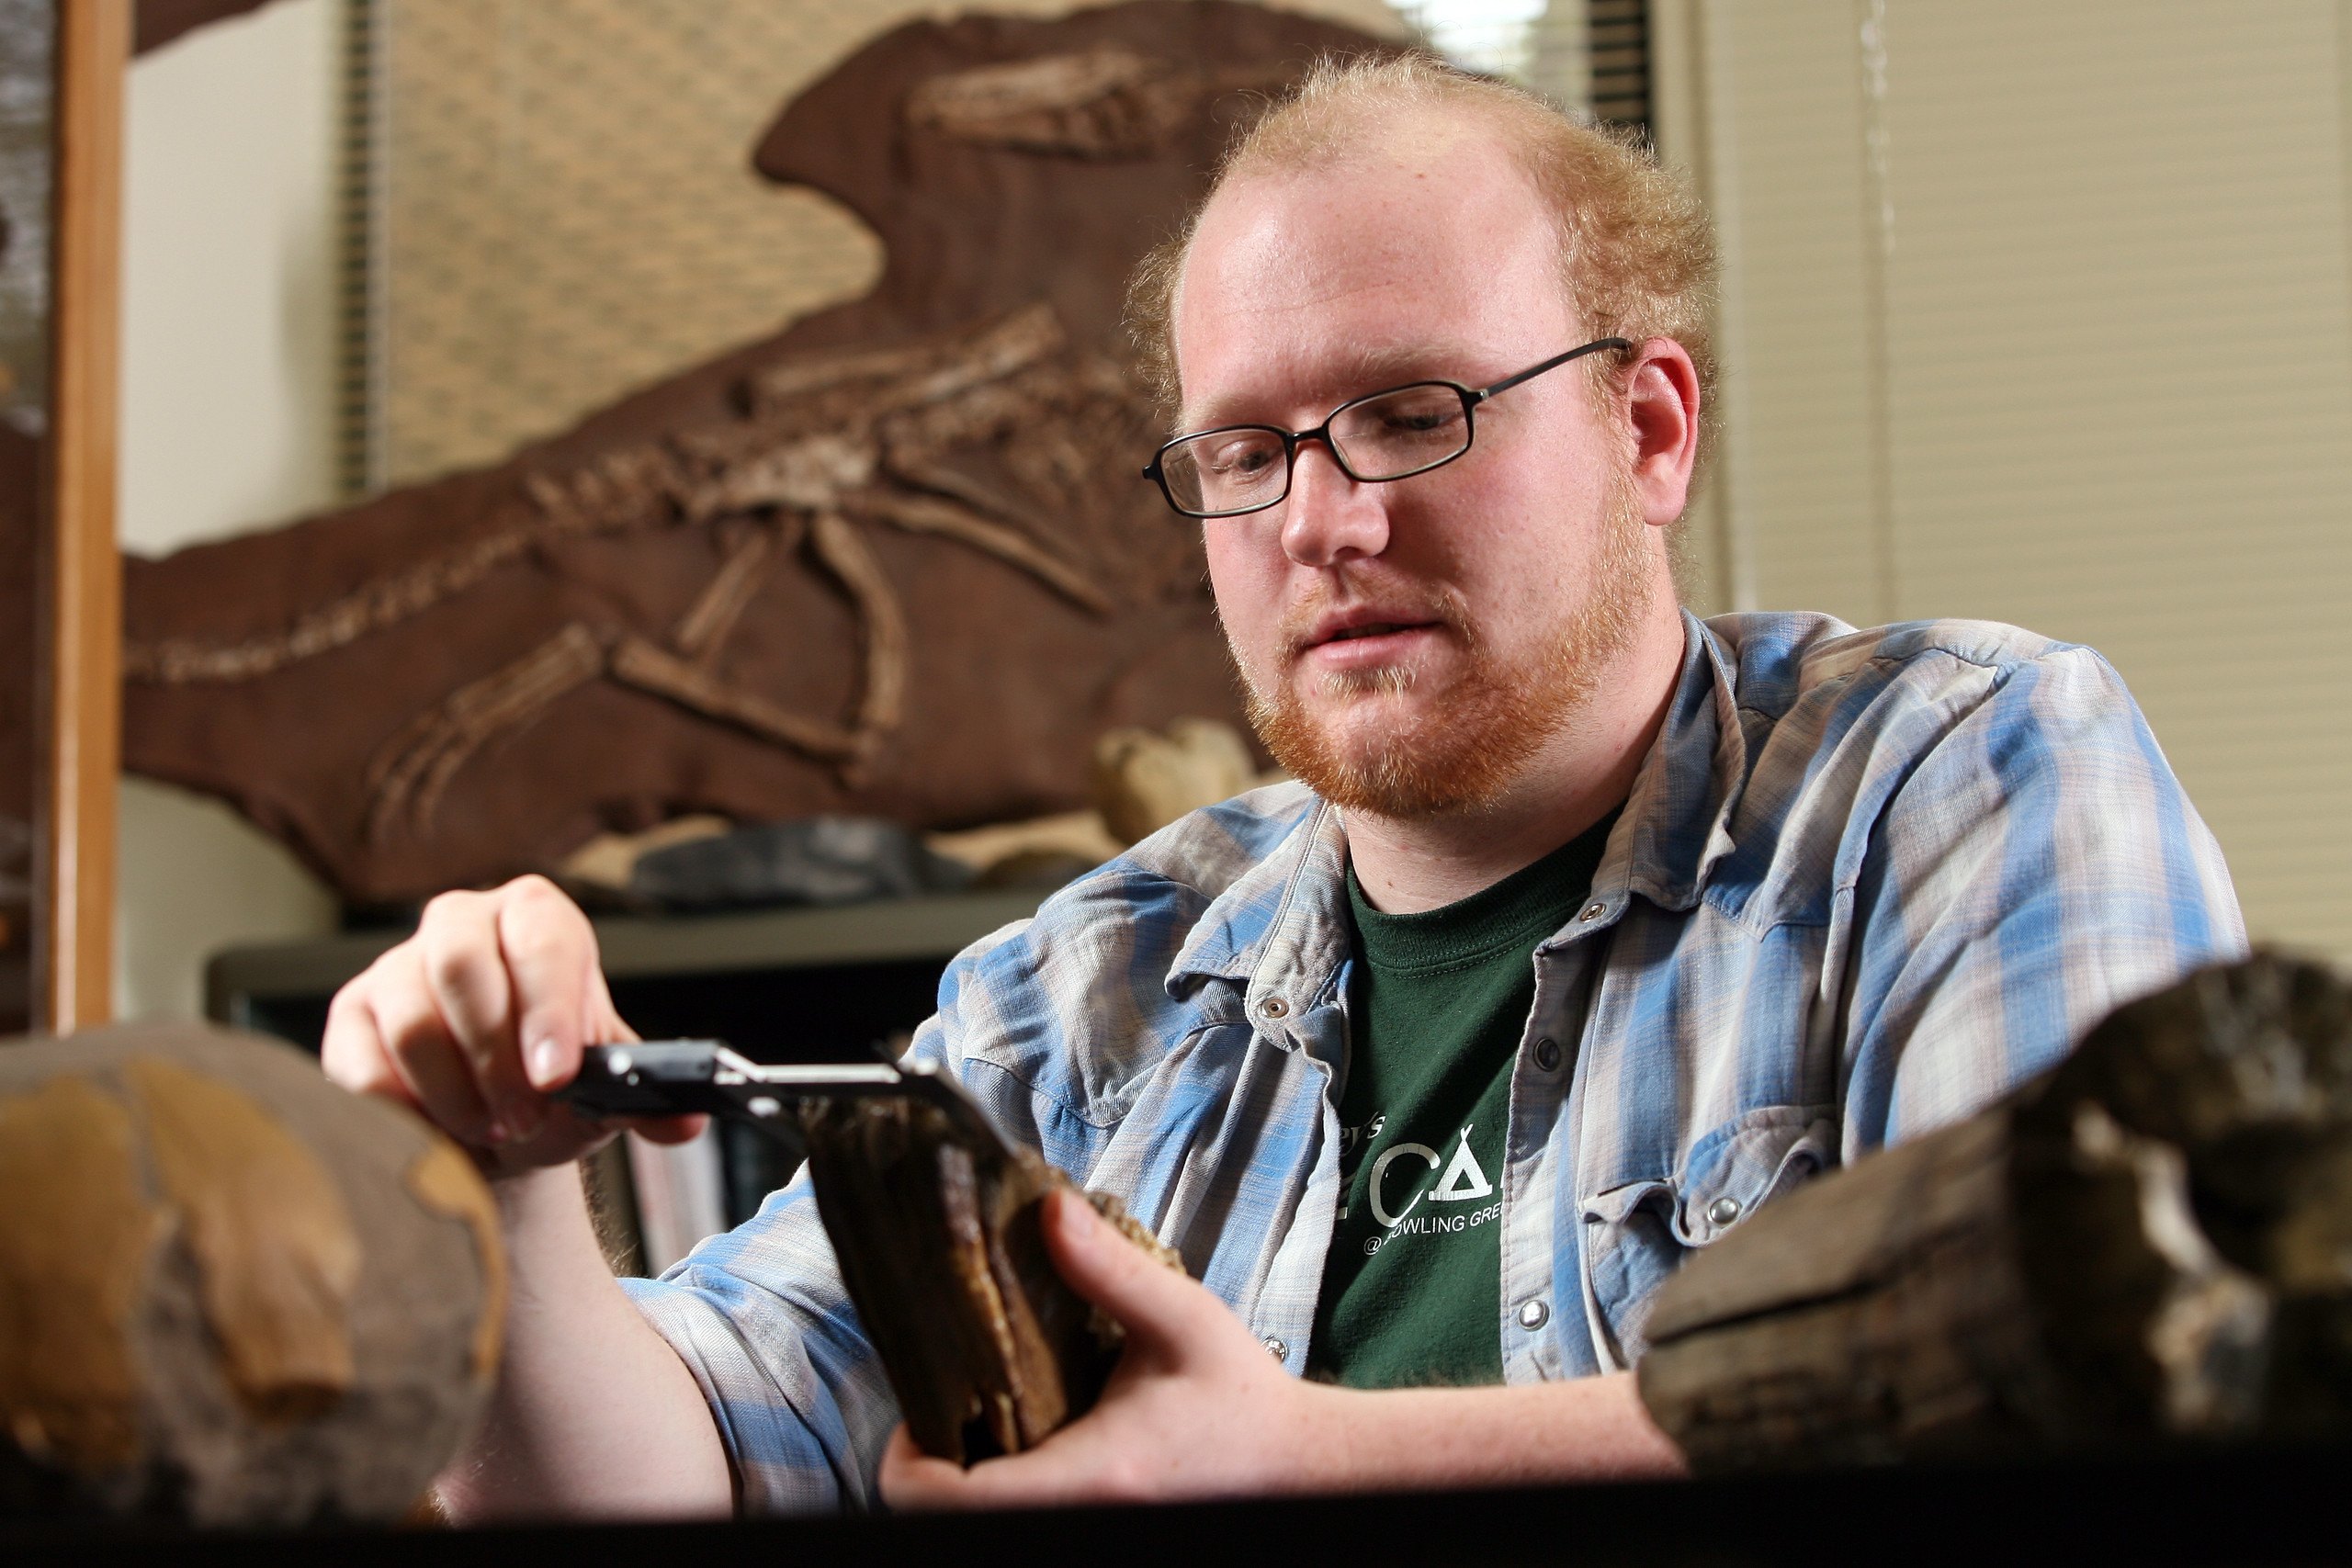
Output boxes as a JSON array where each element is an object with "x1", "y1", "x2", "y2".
[{"x1": 1140, "y1": 336, "x2": 1633, "y2": 520}]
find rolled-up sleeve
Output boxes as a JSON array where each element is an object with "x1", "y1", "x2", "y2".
[{"x1": 620, "y1": 1174, "x2": 895, "y2": 1514}]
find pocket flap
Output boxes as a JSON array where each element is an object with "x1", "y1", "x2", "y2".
[{"x1": 1669, "y1": 1103, "x2": 1837, "y2": 1245}]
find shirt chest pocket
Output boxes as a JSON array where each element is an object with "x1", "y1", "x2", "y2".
[{"x1": 1579, "y1": 1104, "x2": 1837, "y2": 1368}]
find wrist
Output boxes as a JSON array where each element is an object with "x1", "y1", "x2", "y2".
[
  {"x1": 491, "y1": 1154, "x2": 583, "y2": 1214},
  {"x1": 1285, "y1": 1376, "x2": 1372, "y2": 1494},
  {"x1": 489, "y1": 1158, "x2": 608, "y2": 1276}
]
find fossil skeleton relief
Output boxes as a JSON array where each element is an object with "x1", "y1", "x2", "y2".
[{"x1": 119, "y1": 5, "x2": 1405, "y2": 908}]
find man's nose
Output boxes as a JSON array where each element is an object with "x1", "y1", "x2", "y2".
[{"x1": 1279, "y1": 440, "x2": 1390, "y2": 567}]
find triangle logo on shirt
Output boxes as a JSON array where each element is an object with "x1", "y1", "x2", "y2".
[{"x1": 1429, "y1": 1124, "x2": 1494, "y2": 1203}]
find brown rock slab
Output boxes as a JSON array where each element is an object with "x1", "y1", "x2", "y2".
[{"x1": 802, "y1": 1093, "x2": 1182, "y2": 1466}]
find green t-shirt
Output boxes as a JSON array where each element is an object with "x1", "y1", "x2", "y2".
[{"x1": 1306, "y1": 810, "x2": 1618, "y2": 1389}]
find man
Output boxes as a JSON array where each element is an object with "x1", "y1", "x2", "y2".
[{"x1": 323, "y1": 57, "x2": 2245, "y2": 1517}]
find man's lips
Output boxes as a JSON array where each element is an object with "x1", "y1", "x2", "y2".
[
  {"x1": 1293, "y1": 612, "x2": 1448, "y2": 671},
  {"x1": 1299, "y1": 606, "x2": 1445, "y2": 648}
]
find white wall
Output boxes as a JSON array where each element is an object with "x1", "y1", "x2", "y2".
[{"x1": 115, "y1": 0, "x2": 344, "y2": 1019}]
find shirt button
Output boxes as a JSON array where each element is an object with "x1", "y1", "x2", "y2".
[
  {"x1": 1708, "y1": 1196, "x2": 1742, "y2": 1226},
  {"x1": 1532, "y1": 1036, "x2": 1562, "y2": 1072},
  {"x1": 1257, "y1": 996, "x2": 1289, "y2": 1021},
  {"x1": 1262, "y1": 1337, "x2": 1288, "y2": 1360},
  {"x1": 1578, "y1": 902, "x2": 1605, "y2": 922},
  {"x1": 1517, "y1": 1299, "x2": 1549, "y2": 1331}
]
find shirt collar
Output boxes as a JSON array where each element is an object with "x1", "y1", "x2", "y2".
[
  {"x1": 1165, "y1": 793, "x2": 1351, "y2": 1012},
  {"x1": 1599, "y1": 608, "x2": 1748, "y2": 919},
  {"x1": 1166, "y1": 609, "x2": 1749, "y2": 1008}
]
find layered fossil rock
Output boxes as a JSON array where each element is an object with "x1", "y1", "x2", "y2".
[
  {"x1": 1640, "y1": 953, "x2": 2352, "y2": 1470},
  {"x1": 801, "y1": 1093, "x2": 1181, "y2": 1464}
]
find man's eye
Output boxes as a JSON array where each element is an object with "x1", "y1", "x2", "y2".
[
  {"x1": 1205, "y1": 441, "x2": 1278, "y2": 476},
  {"x1": 1380, "y1": 403, "x2": 1460, "y2": 434}
]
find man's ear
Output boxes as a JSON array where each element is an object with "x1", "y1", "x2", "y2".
[{"x1": 1623, "y1": 338, "x2": 1701, "y2": 528}]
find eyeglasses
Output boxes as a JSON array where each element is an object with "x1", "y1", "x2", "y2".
[{"x1": 1140, "y1": 338, "x2": 1631, "y2": 520}]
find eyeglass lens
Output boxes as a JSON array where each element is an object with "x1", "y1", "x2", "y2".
[{"x1": 1159, "y1": 382, "x2": 1471, "y2": 516}]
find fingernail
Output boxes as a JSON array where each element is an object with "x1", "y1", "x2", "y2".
[{"x1": 526, "y1": 1037, "x2": 563, "y2": 1089}]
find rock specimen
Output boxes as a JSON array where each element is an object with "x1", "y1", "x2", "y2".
[
  {"x1": 119, "y1": 2, "x2": 1388, "y2": 908},
  {"x1": 801, "y1": 1092, "x2": 1181, "y2": 1465},
  {"x1": 1638, "y1": 953, "x2": 2352, "y2": 1471},
  {"x1": 0, "y1": 1023, "x2": 503, "y2": 1525}
]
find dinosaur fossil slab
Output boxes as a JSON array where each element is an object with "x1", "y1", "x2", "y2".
[{"x1": 121, "y1": 3, "x2": 1397, "y2": 907}]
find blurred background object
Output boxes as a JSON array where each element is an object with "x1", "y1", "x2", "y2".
[
  {"x1": 1092, "y1": 716, "x2": 1264, "y2": 846},
  {"x1": 0, "y1": 1021, "x2": 502, "y2": 1525}
]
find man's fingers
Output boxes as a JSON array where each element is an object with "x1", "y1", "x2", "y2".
[
  {"x1": 877, "y1": 1425, "x2": 969, "y2": 1510},
  {"x1": 321, "y1": 981, "x2": 422, "y2": 1114},
  {"x1": 420, "y1": 890, "x2": 538, "y2": 1140},
  {"x1": 319, "y1": 874, "x2": 627, "y2": 1173},
  {"x1": 1040, "y1": 1189, "x2": 1203, "y2": 1350},
  {"x1": 583, "y1": 960, "x2": 638, "y2": 1050},
  {"x1": 364, "y1": 945, "x2": 497, "y2": 1142},
  {"x1": 878, "y1": 1424, "x2": 1107, "y2": 1513},
  {"x1": 496, "y1": 874, "x2": 601, "y2": 1092}
]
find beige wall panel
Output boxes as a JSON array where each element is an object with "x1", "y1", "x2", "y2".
[
  {"x1": 1646, "y1": 0, "x2": 1729, "y2": 612},
  {"x1": 1871, "y1": 2, "x2": 2352, "y2": 956},
  {"x1": 1679, "y1": 0, "x2": 2352, "y2": 959},
  {"x1": 1704, "y1": 0, "x2": 1890, "y2": 625}
]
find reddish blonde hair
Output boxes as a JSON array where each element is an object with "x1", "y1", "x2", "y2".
[{"x1": 1127, "y1": 53, "x2": 1717, "y2": 431}]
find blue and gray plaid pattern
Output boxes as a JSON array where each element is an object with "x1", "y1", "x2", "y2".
[{"x1": 624, "y1": 609, "x2": 2245, "y2": 1512}]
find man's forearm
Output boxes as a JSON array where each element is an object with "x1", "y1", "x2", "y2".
[
  {"x1": 433, "y1": 1162, "x2": 735, "y2": 1523},
  {"x1": 1311, "y1": 1371, "x2": 1685, "y2": 1493}
]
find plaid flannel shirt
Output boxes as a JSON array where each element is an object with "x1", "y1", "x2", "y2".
[{"x1": 624, "y1": 608, "x2": 2245, "y2": 1512}]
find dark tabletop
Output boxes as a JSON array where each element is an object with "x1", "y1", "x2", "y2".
[{"x1": 7, "y1": 1438, "x2": 2350, "y2": 1566}]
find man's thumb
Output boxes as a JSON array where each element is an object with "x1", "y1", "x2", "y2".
[{"x1": 1041, "y1": 1187, "x2": 1195, "y2": 1346}]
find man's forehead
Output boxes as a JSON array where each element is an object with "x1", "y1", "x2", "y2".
[
  {"x1": 1171, "y1": 152, "x2": 1568, "y2": 427},
  {"x1": 1178, "y1": 336, "x2": 1504, "y2": 429}
]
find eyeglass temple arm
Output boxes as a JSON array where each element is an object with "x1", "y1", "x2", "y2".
[{"x1": 1472, "y1": 337, "x2": 1634, "y2": 402}]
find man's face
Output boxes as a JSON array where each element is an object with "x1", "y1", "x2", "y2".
[{"x1": 1174, "y1": 131, "x2": 1658, "y2": 819}]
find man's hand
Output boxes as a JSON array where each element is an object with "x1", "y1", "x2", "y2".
[
  {"x1": 322, "y1": 874, "x2": 703, "y2": 1175},
  {"x1": 882, "y1": 1187, "x2": 1337, "y2": 1508},
  {"x1": 881, "y1": 1190, "x2": 1689, "y2": 1509},
  {"x1": 321, "y1": 874, "x2": 733, "y2": 1522}
]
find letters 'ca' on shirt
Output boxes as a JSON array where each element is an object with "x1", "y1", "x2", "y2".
[
  {"x1": 1310, "y1": 809, "x2": 1619, "y2": 1389},
  {"x1": 622, "y1": 610, "x2": 2248, "y2": 1513}
]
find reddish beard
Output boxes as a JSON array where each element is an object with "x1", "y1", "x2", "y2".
[{"x1": 1238, "y1": 477, "x2": 1655, "y2": 820}]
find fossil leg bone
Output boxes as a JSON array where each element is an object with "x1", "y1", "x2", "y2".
[
  {"x1": 806, "y1": 511, "x2": 909, "y2": 752},
  {"x1": 671, "y1": 517, "x2": 796, "y2": 664},
  {"x1": 848, "y1": 491, "x2": 1110, "y2": 616},
  {"x1": 366, "y1": 624, "x2": 611, "y2": 844},
  {"x1": 605, "y1": 637, "x2": 863, "y2": 763}
]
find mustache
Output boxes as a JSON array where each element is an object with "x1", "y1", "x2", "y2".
[{"x1": 1275, "y1": 573, "x2": 1475, "y2": 661}]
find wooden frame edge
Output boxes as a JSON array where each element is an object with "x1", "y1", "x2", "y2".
[{"x1": 39, "y1": 0, "x2": 129, "y2": 1032}]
